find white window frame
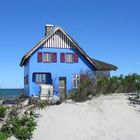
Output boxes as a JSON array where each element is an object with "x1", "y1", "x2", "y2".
[
  {"x1": 43, "y1": 52, "x2": 52, "y2": 62},
  {"x1": 72, "y1": 74, "x2": 80, "y2": 89},
  {"x1": 35, "y1": 74, "x2": 46, "y2": 83},
  {"x1": 65, "y1": 53, "x2": 73, "y2": 63}
]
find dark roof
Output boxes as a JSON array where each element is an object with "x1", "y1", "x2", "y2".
[
  {"x1": 20, "y1": 26, "x2": 118, "y2": 71},
  {"x1": 92, "y1": 59, "x2": 118, "y2": 71}
]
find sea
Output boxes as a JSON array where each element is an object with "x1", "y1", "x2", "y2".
[{"x1": 0, "y1": 89, "x2": 24, "y2": 99}]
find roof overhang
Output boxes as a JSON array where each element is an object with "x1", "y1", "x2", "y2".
[{"x1": 20, "y1": 26, "x2": 118, "y2": 71}]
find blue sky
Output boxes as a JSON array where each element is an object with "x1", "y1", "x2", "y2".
[{"x1": 0, "y1": 0, "x2": 140, "y2": 88}]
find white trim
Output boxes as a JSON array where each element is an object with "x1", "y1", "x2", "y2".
[
  {"x1": 45, "y1": 24, "x2": 53, "y2": 27},
  {"x1": 44, "y1": 28, "x2": 72, "y2": 49}
]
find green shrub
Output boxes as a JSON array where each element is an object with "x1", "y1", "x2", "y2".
[
  {"x1": 11, "y1": 115, "x2": 37, "y2": 140},
  {"x1": 95, "y1": 73, "x2": 140, "y2": 94},
  {"x1": 123, "y1": 73, "x2": 140, "y2": 93},
  {"x1": 0, "y1": 113, "x2": 37, "y2": 140},
  {"x1": 38, "y1": 100, "x2": 48, "y2": 109},
  {"x1": 96, "y1": 76, "x2": 110, "y2": 94},
  {"x1": 0, "y1": 120, "x2": 12, "y2": 140},
  {"x1": 70, "y1": 79, "x2": 94, "y2": 102},
  {"x1": 0, "y1": 106, "x2": 7, "y2": 118},
  {"x1": 70, "y1": 73, "x2": 140, "y2": 102},
  {"x1": 0, "y1": 132, "x2": 9, "y2": 140}
]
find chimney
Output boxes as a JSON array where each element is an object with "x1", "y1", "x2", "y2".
[{"x1": 45, "y1": 24, "x2": 53, "y2": 36}]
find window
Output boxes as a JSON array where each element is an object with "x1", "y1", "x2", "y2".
[
  {"x1": 42, "y1": 52, "x2": 57, "y2": 63},
  {"x1": 60, "y1": 53, "x2": 78, "y2": 63},
  {"x1": 32, "y1": 73, "x2": 52, "y2": 85},
  {"x1": 43, "y1": 52, "x2": 52, "y2": 62},
  {"x1": 65, "y1": 53, "x2": 73, "y2": 63},
  {"x1": 72, "y1": 74, "x2": 80, "y2": 89},
  {"x1": 35, "y1": 74, "x2": 46, "y2": 83}
]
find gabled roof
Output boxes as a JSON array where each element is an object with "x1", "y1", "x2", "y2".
[{"x1": 20, "y1": 26, "x2": 117, "y2": 71}]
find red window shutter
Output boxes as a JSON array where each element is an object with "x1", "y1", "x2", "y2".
[
  {"x1": 73, "y1": 53, "x2": 78, "y2": 63},
  {"x1": 60, "y1": 53, "x2": 65, "y2": 62},
  {"x1": 37, "y1": 52, "x2": 42, "y2": 62},
  {"x1": 52, "y1": 52, "x2": 57, "y2": 62}
]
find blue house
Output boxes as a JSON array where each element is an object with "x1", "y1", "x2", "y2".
[{"x1": 20, "y1": 24, "x2": 117, "y2": 98}]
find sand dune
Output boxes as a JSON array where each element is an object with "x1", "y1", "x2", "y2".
[{"x1": 31, "y1": 94, "x2": 140, "y2": 140}]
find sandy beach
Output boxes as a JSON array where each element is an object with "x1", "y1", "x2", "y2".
[{"x1": 10, "y1": 94, "x2": 140, "y2": 140}]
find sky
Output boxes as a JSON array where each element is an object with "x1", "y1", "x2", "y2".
[{"x1": 0, "y1": 0, "x2": 140, "y2": 88}]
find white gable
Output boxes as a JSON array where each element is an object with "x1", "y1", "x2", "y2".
[{"x1": 44, "y1": 30, "x2": 73, "y2": 48}]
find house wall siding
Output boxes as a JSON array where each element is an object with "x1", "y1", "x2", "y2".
[
  {"x1": 44, "y1": 30, "x2": 73, "y2": 49},
  {"x1": 27, "y1": 47, "x2": 94, "y2": 96},
  {"x1": 95, "y1": 70, "x2": 110, "y2": 78}
]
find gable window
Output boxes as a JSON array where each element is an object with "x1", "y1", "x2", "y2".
[
  {"x1": 32, "y1": 73, "x2": 52, "y2": 85},
  {"x1": 65, "y1": 53, "x2": 73, "y2": 63}
]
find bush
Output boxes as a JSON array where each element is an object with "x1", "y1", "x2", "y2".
[
  {"x1": 0, "y1": 120, "x2": 12, "y2": 140},
  {"x1": 70, "y1": 79, "x2": 94, "y2": 102},
  {"x1": 70, "y1": 73, "x2": 140, "y2": 102},
  {"x1": 96, "y1": 76, "x2": 110, "y2": 94},
  {"x1": 0, "y1": 106, "x2": 7, "y2": 118},
  {"x1": 0, "y1": 113, "x2": 37, "y2": 140},
  {"x1": 38, "y1": 100, "x2": 48, "y2": 109},
  {"x1": 11, "y1": 115, "x2": 37, "y2": 140},
  {"x1": 0, "y1": 132, "x2": 9, "y2": 140},
  {"x1": 95, "y1": 73, "x2": 140, "y2": 94}
]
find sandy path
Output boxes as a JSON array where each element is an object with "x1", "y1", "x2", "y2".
[{"x1": 31, "y1": 94, "x2": 140, "y2": 140}]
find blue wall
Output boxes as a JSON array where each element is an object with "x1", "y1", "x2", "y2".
[
  {"x1": 24, "y1": 47, "x2": 94, "y2": 96},
  {"x1": 24, "y1": 62, "x2": 29, "y2": 96}
]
